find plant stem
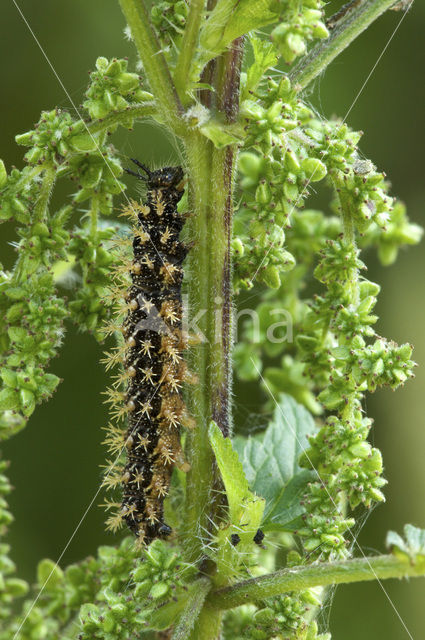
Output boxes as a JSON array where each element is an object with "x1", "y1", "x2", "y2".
[
  {"x1": 90, "y1": 194, "x2": 99, "y2": 239},
  {"x1": 13, "y1": 163, "x2": 56, "y2": 282},
  {"x1": 32, "y1": 163, "x2": 56, "y2": 223},
  {"x1": 85, "y1": 102, "x2": 157, "y2": 135},
  {"x1": 189, "y1": 606, "x2": 223, "y2": 640},
  {"x1": 174, "y1": 0, "x2": 206, "y2": 105},
  {"x1": 183, "y1": 131, "x2": 215, "y2": 563},
  {"x1": 13, "y1": 165, "x2": 44, "y2": 192},
  {"x1": 118, "y1": 0, "x2": 183, "y2": 132},
  {"x1": 207, "y1": 554, "x2": 425, "y2": 610},
  {"x1": 182, "y1": 36, "x2": 243, "y2": 565},
  {"x1": 289, "y1": 0, "x2": 404, "y2": 91},
  {"x1": 209, "y1": 36, "x2": 244, "y2": 434},
  {"x1": 333, "y1": 173, "x2": 360, "y2": 308},
  {"x1": 172, "y1": 577, "x2": 212, "y2": 640}
]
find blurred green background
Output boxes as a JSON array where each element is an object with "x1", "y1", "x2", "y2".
[{"x1": 1, "y1": 1, "x2": 424, "y2": 637}]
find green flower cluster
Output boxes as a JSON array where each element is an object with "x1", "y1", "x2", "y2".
[
  {"x1": 234, "y1": 209, "x2": 341, "y2": 415},
  {"x1": 0, "y1": 458, "x2": 28, "y2": 626},
  {"x1": 66, "y1": 147, "x2": 124, "y2": 213},
  {"x1": 3, "y1": 538, "x2": 191, "y2": 640},
  {"x1": 78, "y1": 539, "x2": 192, "y2": 639},
  {"x1": 270, "y1": 0, "x2": 329, "y2": 63},
  {"x1": 83, "y1": 57, "x2": 151, "y2": 122},
  {"x1": 223, "y1": 598, "x2": 330, "y2": 640},
  {"x1": 301, "y1": 411, "x2": 385, "y2": 510},
  {"x1": 0, "y1": 271, "x2": 66, "y2": 432},
  {"x1": 0, "y1": 57, "x2": 136, "y2": 432},
  {"x1": 150, "y1": 0, "x2": 188, "y2": 59},
  {"x1": 68, "y1": 222, "x2": 119, "y2": 339},
  {"x1": 3, "y1": 539, "x2": 129, "y2": 640},
  {"x1": 235, "y1": 77, "x2": 330, "y2": 290},
  {"x1": 16, "y1": 205, "x2": 71, "y2": 272},
  {"x1": 235, "y1": 76, "x2": 421, "y2": 292},
  {"x1": 15, "y1": 109, "x2": 87, "y2": 166},
  {"x1": 246, "y1": 589, "x2": 319, "y2": 639},
  {"x1": 0, "y1": 164, "x2": 41, "y2": 223},
  {"x1": 131, "y1": 538, "x2": 192, "y2": 599},
  {"x1": 360, "y1": 200, "x2": 422, "y2": 266},
  {"x1": 293, "y1": 234, "x2": 415, "y2": 555},
  {"x1": 234, "y1": 69, "x2": 421, "y2": 560}
]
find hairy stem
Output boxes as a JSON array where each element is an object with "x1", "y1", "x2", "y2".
[
  {"x1": 174, "y1": 0, "x2": 206, "y2": 105},
  {"x1": 13, "y1": 163, "x2": 56, "y2": 282},
  {"x1": 333, "y1": 174, "x2": 360, "y2": 309},
  {"x1": 189, "y1": 606, "x2": 223, "y2": 640},
  {"x1": 172, "y1": 577, "x2": 212, "y2": 640},
  {"x1": 207, "y1": 554, "x2": 425, "y2": 610},
  {"x1": 183, "y1": 33, "x2": 243, "y2": 562},
  {"x1": 12, "y1": 165, "x2": 44, "y2": 193},
  {"x1": 289, "y1": 0, "x2": 404, "y2": 91},
  {"x1": 85, "y1": 102, "x2": 157, "y2": 135},
  {"x1": 32, "y1": 163, "x2": 56, "y2": 223},
  {"x1": 118, "y1": 0, "x2": 183, "y2": 132},
  {"x1": 90, "y1": 194, "x2": 99, "y2": 239},
  {"x1": 209, "y1": 37, "x2": 244, "y2": 434},
  {"x1": 183, "y1": 132, "x2": 215, "y2": 562}
]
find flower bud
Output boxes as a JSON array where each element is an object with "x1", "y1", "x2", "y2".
[
  {"x1": 0, "y1": 160, "x2": 7, "y2": 188},
  {"x1": 37, "y1": 558, "x2": 64, "y2": 589},
  {"x1": 301, "y1": 157, "x2": 327, "y2": 182},
  {"x1": 232, "y1": 237, "x2": 244, "y2": 257},
  {"x1": 238, "y1": 152, "x2": 262, "y2": 178},
  {"x1": 255, "y1": 181, "x2": 272, "y2": 204},
  {"x1": 312, "y1": 21, "x2": 330, "y2": 39},
  {"x1": 262, "y1": 265, "x2": 281, "y2": 289}
]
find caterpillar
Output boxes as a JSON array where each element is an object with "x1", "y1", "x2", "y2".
[{"x1": 102, "y1": 159, "x2": 192, "y2": 546}]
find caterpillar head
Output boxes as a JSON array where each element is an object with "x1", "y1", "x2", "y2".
[{"x1": 126, "y1": 159, "x2": 184, "y2": 191}]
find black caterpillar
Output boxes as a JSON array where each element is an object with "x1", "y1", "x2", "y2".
[{"x1": 103, "y1": 160, "x2": 192, "y2": 546}]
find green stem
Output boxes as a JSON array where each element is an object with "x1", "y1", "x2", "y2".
[
  {"x1": 13, "y1": 163, "x2": 56, "y2": 282},
  {"x1": 174, "y1": 0, "x2": 206, "y2": 105},
  {"x1": 172, "y1": 577, "x2": 212, "y2": 640},
  {"x1": 189, "y1": 606, "x2": 223, "y2": 640},
  {"x1": 333, "y1": 174, "x2": 360, "y2": 308},
  {"x1": 90, "y1": 194, "x2": 99, "y2": 239},
  {"x1": 118, "y1": 0, "x2": 183, "y2": 132},
  {"x1": 32, "y1": 163, "x2": 56, "y2": 223},
  {"x1": 13, "y1": 164, "x2": 44, "y2": 192},
  {"x1": 183, "y1": 36, "x2": 243, "y2": 565},
  {"x1": 85, "y1": 102, "x2": 157, "y2": 135},
  {"x1": 207, "y1": 554, "x2": 425, "y2": 610},
  {"x1": 289, "y1": 0, "x2": 404, "y2": 91},
  {"x1": 208, "y1": 37, "x2": 244, "y2": 434},
  {"x1": 183, "y1": 132, "x2": 215, "y2": 562}
]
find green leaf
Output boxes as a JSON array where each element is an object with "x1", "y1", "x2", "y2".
[
  {"x1": 209, "y1": 421, "x2": 265, "y2": 527},
  {"x1": 199, "y1": 0, "x2": 276, "y2": 69},
  {"x1": 209, "y1": 421, "x2": 250, "y2": 522},
  {"x1": 219, "y1": 0, "x2": 277, "y2": 42},
  {"x1": 263, "y1": 470, "x2": 314, "y2": 530},
  {"x1": 0, "y1": 159, "x2": 7, "y2": 188},
  {"x1": 386, "y1": 524, "x2": 425, "y2": 565},
  {"x1": 234, "y1": 394, "x2": 316, "y2": 528},
  {"x1": 147, "y1": 595, "x2": 189, "y2": 631},
  {"x1": 0, "y1": 388, "x2": 19, "y2": 412},
  {"x1": 199, "y1": 120, "x2": 245, "y2": 149},
  {"x1": 37, "y1": 558, "x2": 64, "y2": 591},
  {"x1": 209, "y1": 422, "x2": 265, "y2": 581},
  {"x1": 242, "y1": 35, "x2": 278, "y2": 100},
  {"x1": 7, "y1": 327, "x2": 28, "y2": 344}
]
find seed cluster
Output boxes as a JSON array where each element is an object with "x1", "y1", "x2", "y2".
[{"x1": 103, "y1": 161, "x2": 192, "y2": 545}]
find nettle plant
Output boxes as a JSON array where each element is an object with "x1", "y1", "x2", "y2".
[{"x1": 0, "y1": 0, "x2": 424, "y2": 638}]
